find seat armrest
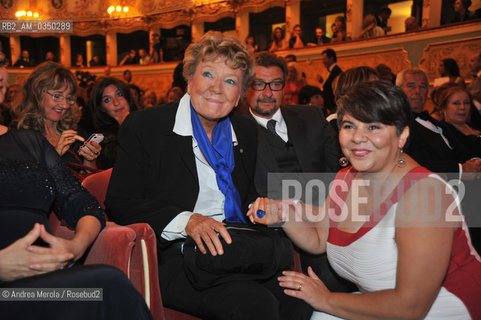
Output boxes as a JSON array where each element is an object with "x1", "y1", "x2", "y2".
[{"x1": 84, "y1": 222, "x2": 137, "y2": 276}]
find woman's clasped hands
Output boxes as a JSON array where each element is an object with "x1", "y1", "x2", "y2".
[{"x1": 0, "y1": 223, "x2": 83, "y2": 282}]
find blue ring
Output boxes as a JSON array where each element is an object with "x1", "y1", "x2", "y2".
[{"x1": 256, "y1": 210, "x2": 266, "y2": 218}]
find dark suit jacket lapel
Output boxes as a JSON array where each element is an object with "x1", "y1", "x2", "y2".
[
  {"x1": 163, "y1": 110, "x2": 197, "y2": 181},
  {"x1": 245, "y1": 112, "x2": 280, "y2": 171}
]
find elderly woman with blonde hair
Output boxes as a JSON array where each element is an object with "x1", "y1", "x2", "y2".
[{"x1": 106, "y1": 31, "x2": 313, "y2": 320}]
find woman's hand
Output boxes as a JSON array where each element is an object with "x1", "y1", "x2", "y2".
[
  {"x1": 55, "y1": 130, "x2": 84, "y2": 156},
  {"x1": 0, "y1": 224, "x2": 74, "y2": 282},
  {"x1": 247, "y1": 197, "x2": 291, "y2": 225},
  {"x1": 278, "y1": 267, "x2": 332, "y2": 312},
  {"x1": 185, "y1": 214, "x2": 232, "y2": 256},
  {"x1": 28, "y1": 224, "x2": 87, "y2": 261},
  {"x1": 79, "y1": 140, "x2": 102, "y2": 162}
]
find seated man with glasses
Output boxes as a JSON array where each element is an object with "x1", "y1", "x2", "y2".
[{"x1": 245, "y1": 52, "x2": 355, "y2": 292}]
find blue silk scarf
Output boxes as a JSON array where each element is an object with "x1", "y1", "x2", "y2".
[{"x1": 190, "y1": 103, "x2": 245, "y2": 223}]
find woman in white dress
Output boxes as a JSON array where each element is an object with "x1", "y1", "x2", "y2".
[{"x1": 248, "y1": 81, "x2": 481, "y2": 319}]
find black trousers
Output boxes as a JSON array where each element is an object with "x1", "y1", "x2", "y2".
[
  {"x1": 158, "y1": 243, "x2": 313, "y2": 320},
  {"x1": 0, "y1": 264, "x2": 153, "y2": 320}
]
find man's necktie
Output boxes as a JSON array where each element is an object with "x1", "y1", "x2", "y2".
[{"x1": 267, "y1": 119, "x2": 279, "y2": 137}]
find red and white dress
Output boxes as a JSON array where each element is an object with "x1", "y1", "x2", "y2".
[{"x1": 312, "y1": 167, "x2": 481, "y2": 320}]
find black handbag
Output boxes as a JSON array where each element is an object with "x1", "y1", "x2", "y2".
[{"x1": 183, "y1": 223, "x2": 294, "y2": 290}]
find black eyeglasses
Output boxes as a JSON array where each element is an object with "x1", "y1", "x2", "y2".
[
  {"x1": 251, "y1": 80, "x2": 285, "y2": 91},
  {"x1": 45, "y1": 91, "x2": 75, "y2": 105}
]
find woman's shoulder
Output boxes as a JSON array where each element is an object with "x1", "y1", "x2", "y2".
[
  {"x1": 125, "y1": 102, "x2": 179, "y2": 128},
  {"x1": 8, "y1": 128, "x2": 46, "y2": 144}
]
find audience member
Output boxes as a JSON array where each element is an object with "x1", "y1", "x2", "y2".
[
  {"x1": 129, "y1": 84, "x2": 142, "y2": 109},
  {"x1": 376, "y1": 63, "x2": 396, "y2": 84},
  {"x1": 331, "y1": 16, "x2": 349, "y2": 43},
  {"x1": 245, "y1": 35, "x2": 259, "y2": 54},
  {"x1": 283, "y1": 62, "x2": 306, "y2": 105},
  {"x1": 439, "y1": 85, "x2": 480, "y2": 156},
  {"x1": 4, "y1": 84, "x2": 21, "y2": 110},
  {"x1": 123, "y1": 69, "x2": 132, "y2": 84},
  {"x1": 245, "y1": 52, "x2": 350, "y2": 293},
  {"x1": 150, "y1": 33, "x2": 163, "y2": 63},
  {"x1": 13, "y1": 62, "x2": 102, "y2": 180},
  {"x1": 357, "y1": 14, "x2": 385, "y2": 39},
  {"x1": 429, "y1": 82, "x2": 459, "y2": 121},
  {"x1": 0, "y1": 51, "x2": 9, "y2": 67},
  {"x1": 396, "y1": 68, "x2": 481, "y2": 177},
  {"x1": 172, "y1": 62, "x2": 187, "y2": 92},
  {"x1": 119, "y1": 49, "x2": 138, "y2": 66},
  {"x1": 376, "y1": 7, "x2": 392, "y2": 34},
  {"x1": 74, "y1": 54, "x2": 85, "y2": 68},
  {"x1": 166, "y1": 86, "x2": 184, "y2": 103},
  {"x1": 470, "y1": 52, "x2": 481, "y2": 78},
  {"x1": 434, "y1": 58, "x2": 465, "y2": 87},
  {"x1": 0, "y1": 85, "x2": 152, "y2": 319},
  {"x1": 452, "y1": 0, "x2": 478, "y2": 23},
  {"x1": 248, "y1": 80, "x2": 481, "y2": 320},
  {"x1": 468, "y1": 77, "x2": 481, "y2": 130},
  {"x1": 89, "y1": 55, "x2": 103, "y2": 67},
  {"x1": 90, "y1": 77, "x2": 137, "y2": 169},
  {"x1": 308, "y1": 27, "x2": 331, "y2": 46},
  {"x1": 269, "y1": 27, "x2": 288, "y2": 52},
  {"x1": 438, "y1": 85, "x2": 481, "y2": 252},
  {"x1": 142, "y1": 90, "x2": 157, "y2": 108},
  {"x1": 105, "y1": 31, "x2": 313, "y2": 320},
  {"x1": 44, "y1": 51, "x2": 55, "y2": 62},
  {"x1": 104, "y1": 65, "x2": 112, "y2": 77},
  {"x1": 138, "y1": 49, "x2": 151, "y2": 65},
  {"x1": 289, "y1": 24, "x2": 306, "y2": 49},
  {"x1": 298, "y1": 85, "x2": 325, "y2": 115},
  {"x1": 0, "y1": 67, "x2": 9, "y2": 125},
  {"x1": 13, "y1": 50, "x2": 34, "y2": 68},
  {"x1": 327, "y1": 66, "x2": 379, "y2": 134},
  {"x1": 318, "y1": 48, "x2": 342, "y2": 114},
  {"x1": 404, "y1": 16, "x2": 420, "y2": 32}
]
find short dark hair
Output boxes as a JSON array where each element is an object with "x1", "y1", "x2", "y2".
[
  {"x1": 123, "y1": 69, "x2": 131, "y2": 76},
  {"x1": 337, "y1": 81, "x2": 412, "y2": 136},
  {"x1": 298, "y1": 85, "x2": 323, "y2": 105},
  {"x1": 321, "y1": 48, "x2": 337, "y2": 62},
  {"x1": 254, "y1": 52, "x2": 288, "y2": 84}
]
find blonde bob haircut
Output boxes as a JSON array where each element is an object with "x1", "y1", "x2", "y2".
[
  {"x1": 183, "y1": 31, "x2": 255, "y2": 94},
  {"x1": 14, "y1": 61, "x2": 80, "y2": 134}
]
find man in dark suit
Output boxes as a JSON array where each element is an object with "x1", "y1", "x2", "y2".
[
  {"x1": 245, "y1": 52, "x2": 355, "y2": 292},
  {"x1": 13, "y1": 50, "x2": 34, "y2": 68},
  {"x1": 396, "y1": 68, "x2": 481, "y2": 175},
  {"x1": 319, "y1": 48, "x2": 342, "y2": 114}
]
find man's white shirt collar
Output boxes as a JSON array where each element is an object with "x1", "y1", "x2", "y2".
[
  {"x1": 249, "y1": 108, "x2": 288, "y2": 142},
  {"x1": 249, "y1": 107, "x2": 283, "y2": 129},
  {"x1": 328, "y1": 63, "x2": 337, "y2": 73}
]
